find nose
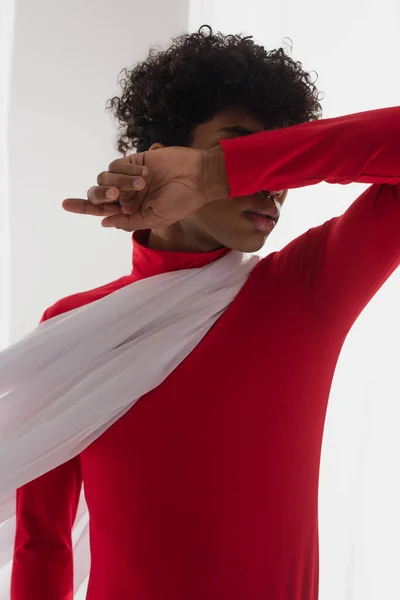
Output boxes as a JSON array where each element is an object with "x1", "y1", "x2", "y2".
[{"x1": 263, "y1": 191, "x2": 284, "y2": 213}]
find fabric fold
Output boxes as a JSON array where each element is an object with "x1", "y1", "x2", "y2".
[{"x1": 0, "y1": 250, "x2": 258, "y2": 598}]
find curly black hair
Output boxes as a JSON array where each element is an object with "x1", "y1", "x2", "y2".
[{"x1": 106, "y1": 25, "x2": 323, "y2": 155}]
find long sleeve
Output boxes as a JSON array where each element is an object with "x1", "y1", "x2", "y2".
[
  {"x1": 220, "y1": 106, "x2": 400, "y2": 195},
  {"x1": 11, "y1": 311, "x2": 82, "y2": 600},
  {"x1": 221, "y1": 106, "x2": 400, "y2": 331}
]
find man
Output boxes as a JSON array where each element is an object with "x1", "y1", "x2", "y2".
[{"x1": 11, "y1": 25, "x2": 400, "y2": 600}]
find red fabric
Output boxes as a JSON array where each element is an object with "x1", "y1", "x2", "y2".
[
  {"x1": 221, "y1": 106, "x2": 400, "y2": 197},
  {"x1": 11, "y1": 107, "x2": 400, "y2": 600}
]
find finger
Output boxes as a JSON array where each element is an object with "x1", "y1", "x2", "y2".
[
  {"x1": 108, "y1": 154, "x2": 148, "y2": 176},
  {"x1": 62, "y1": 198, "x2": 123, "y2": 216},
  {"x1": 96, "y1": 173, "x2": 146, "y2": 192},
  {"x1": 101, "y1": 212, "x2": 149, "y2": 231},
  {"x1": 87, "y1": 186, "x2": 121, "y2": 204},
  {"x1": 116, "y1": 190, "x2": 145, "y2": 214}
]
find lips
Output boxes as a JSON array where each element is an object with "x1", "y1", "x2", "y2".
[
  {"x1": 244, "y1": 207, "x2": 279, "y2": 224},
  {"x1": 242, "y1": 191, "x2": 282, "y2": 228},
  {"x1": 247, "y1": 210, "x2": 278, "y2": 224},
  {"x1": 243, "y1": 212, "x2": 277, "y2": 232},
  {"x1": 253, "y1": 192, "x2": 282, "y2": 224}
]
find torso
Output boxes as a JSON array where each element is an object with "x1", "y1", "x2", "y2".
[{"x1": 80, "y1": 255, "x2": 336, "y2": 600}]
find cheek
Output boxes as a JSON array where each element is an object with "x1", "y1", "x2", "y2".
[
  {"x1": 194, "y1": 199, "x2": 237, "y2": 226},
  {"x1": 195, "y1": 195, "x2": 257, "y2": 220},
  {"x1": 192, "y1": 196, "x2": 266, "y2": 234}
]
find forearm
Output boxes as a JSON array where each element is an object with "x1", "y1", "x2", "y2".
[
  {"x1": 11, "y1": 459, "x2": 81, "y2": 600},
  {"x1": 219, "y1": 106, "x2": 400, "y2": 197},
  {"x1": 11, "y1": 550, "x2": 74, "y2": 600}
]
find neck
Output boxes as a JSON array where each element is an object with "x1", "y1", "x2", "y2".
[{"x1": 147, "y1": 223, "x2": 224, "y2": 253}]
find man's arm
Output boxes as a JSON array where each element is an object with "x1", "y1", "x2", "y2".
[
  {"x1": 220, "y1": 105, "x2": 400, "y2": 194},
  {"x1": 267, "y1": 182, "x2": 399, "y2": 331},
  {"x1": 11, "y1": 311, "x2": 82, "y2": 600},
  {"x1": 220, "y1": 106, "x2": 400, "y2": 329},
  {"x1": 11, "y1": 459, "x2": 82, "y2": 600}
]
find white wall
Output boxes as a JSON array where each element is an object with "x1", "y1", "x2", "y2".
[
  {"x1": 7, "y1": 0, "x2": 189, "y2": 342},
  {"x1": 0, "y1": 0, "x2": 15, "y2": 351},
  {"x1": 190, "y1": 3, "x2": 400, "y2": 600}
]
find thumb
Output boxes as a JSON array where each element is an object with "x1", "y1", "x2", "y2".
[{"x1": 101, "y1": 212, "x2": 148, "y2": 232}]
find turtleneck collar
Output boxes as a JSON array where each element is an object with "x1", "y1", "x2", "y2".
[{"x1": 131, "y1": 230, "x2": 231, "y2": 279}]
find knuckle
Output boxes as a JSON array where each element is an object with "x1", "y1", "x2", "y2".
[
  {"x1": 97, "y1": 171, "x2": 108, "y2": 185},
  {"x1": 128, "y1": 153, "x2": 144, "y2": 168},
  {"x1": 88, "y1": 186, "x2": 104, "y2": 205},
  {"x1": 108, "y1": 158, "x2": 124, "y2": 171},
  {"x1": 121, "y1": 204, "x2": 132, "y2": 214}
]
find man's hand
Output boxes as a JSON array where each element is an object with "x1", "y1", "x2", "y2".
[{"x1": 62, "y1": 146, "x2": 229, "y2": 231}]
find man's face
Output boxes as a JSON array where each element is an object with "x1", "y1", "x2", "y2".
[
  {"x1": 149, "y1": 106, "x2": 288, "y2": 253},
  {"x1": 184, "y1": 106, "x2": 288, "y2": 252}
]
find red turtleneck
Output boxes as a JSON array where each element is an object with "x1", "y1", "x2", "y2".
[{"x1": 12, "y1": 106, "x2": 400, "y2": 600}]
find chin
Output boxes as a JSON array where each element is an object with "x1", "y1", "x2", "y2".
[{"x1": 226, "y1": 232, "x2": 270, "y2": 253}]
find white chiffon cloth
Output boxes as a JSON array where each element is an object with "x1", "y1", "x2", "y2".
[{"x1": 0, "y1": 250, "x2": 259, "y2": 598}]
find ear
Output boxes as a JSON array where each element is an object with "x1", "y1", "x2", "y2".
[{"x1": 149, "y1": 143, "x2": 166, "y2": 151}]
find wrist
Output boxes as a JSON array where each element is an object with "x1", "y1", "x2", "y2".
[{"x1": 200, "y1": 145, "x2": 229, "y2": 203}]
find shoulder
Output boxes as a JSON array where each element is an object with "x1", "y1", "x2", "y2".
[
  {"x1": 254, "y1": 219, "x2": 334, "y2": 285},
  {"x1": 41, "y1": 274, "x2": 134, "y2": 322}
]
